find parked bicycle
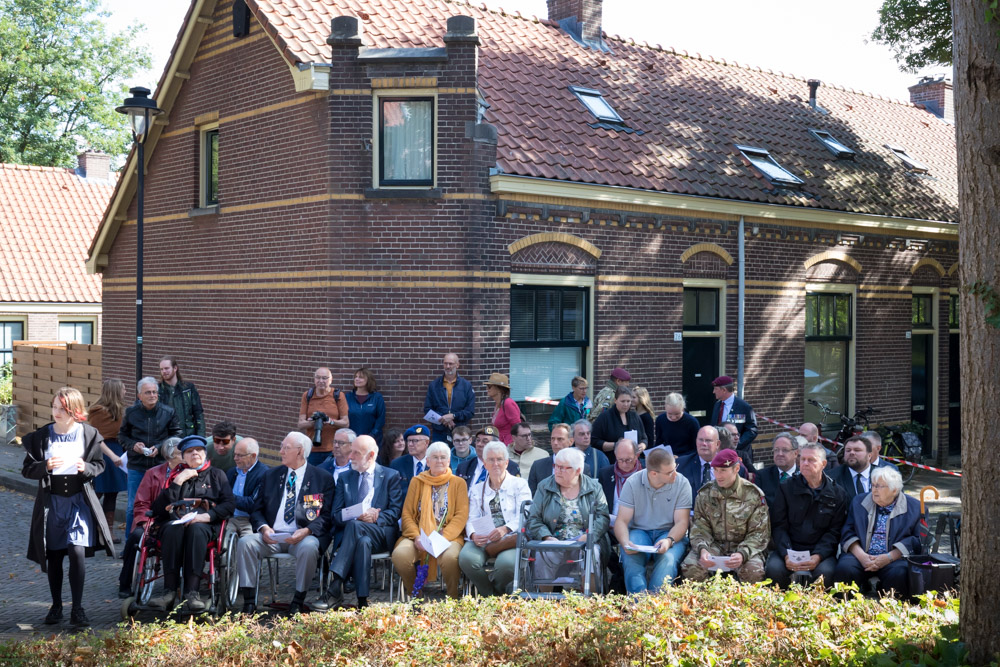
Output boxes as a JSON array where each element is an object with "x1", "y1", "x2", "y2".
[{"x1": 806, "y1": 400, "x2": 921, "y2": 484}]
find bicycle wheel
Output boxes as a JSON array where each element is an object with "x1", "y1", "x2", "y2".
[{"x1": 884, "y1": 434, "x2": 915, "y2": 484}]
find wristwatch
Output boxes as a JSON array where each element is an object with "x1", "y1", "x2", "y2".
[{"x1": 665, "y1": 537, "x2": 675, "y2": 548}]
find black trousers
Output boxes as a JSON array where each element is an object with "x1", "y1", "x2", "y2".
[
  {"x1": 159, "y1": 522, "x2": 215, "y2": 593},
  {"x1": 329, "y1": 521, "x2": 394, "y2": 598},
  {"x1": 764, "y1": 551, "x2": 837, "y2": 588},
  {"x1": 118, "y1": 527, "x2": 145, "y2": 590}
]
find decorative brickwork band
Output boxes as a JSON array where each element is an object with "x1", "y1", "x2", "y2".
[
  {"x1": 802, "y1": 250, "x2": 862, "y2": 274},
  {"x1": 947, "y1": 262, "x2": 958, "y2": 277},
  {"x1": 911, "y1": 257, "x2": 946, "y2": 276},
  {"x1": 679, "y1": 242, "x2": 734, "y2": 266},
  {"x1": 507, "y1": 232, "x2": 601, "y2": 259}
]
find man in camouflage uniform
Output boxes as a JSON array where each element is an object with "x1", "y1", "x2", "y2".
[
  {"x1": 589, "y1": 367, "x2": 631, "y2": 422},
  {"x1": 681, "y1": 449, "x2": 770, "y2": 582}
]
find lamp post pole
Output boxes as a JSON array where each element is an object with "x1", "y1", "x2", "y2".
[{"x1": 116, "y1": 87, "x2": 163, "y2": 385}]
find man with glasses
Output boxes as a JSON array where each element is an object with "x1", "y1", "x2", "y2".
[
  {"x1": 598, "y1": 438, "x2": 644, "y2": 518},
  {"x1": 755, "y1": 433, "x2": 800, "y2": 506},
  {"x1": 319, "y1": 428, "x2": 356, "y2": 483},
  {"x1": 208, "y1": 420, "x2": 240, "y2": 472},
  {"x1": 423, "y1": 353, "x2": 476, "y2": 444},
  {"x1": 226, "y1": 438, "x2": 269, "y2": 538},
  {"x1": 507, "y1": 421, "x2": 547, "y2": 480},
  {"x1": 297, "y1": 367, "x2": 349, "y2": 466},
  {"x1": 614, "y1": 448, "x2": 692, "y2": 592},
  {"x1": 389, "y1": 424, "x2": 433, "y2": 492},
  {"x1": 449, "y1": 426, "x2": 476, "y2": 471},
  {"x1": 456, "y1": 425, "x2": 519, "y2": 490}
]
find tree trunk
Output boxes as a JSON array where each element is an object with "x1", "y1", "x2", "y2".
[{"x1": 954, "y1": 1, "x2": 1000, "y2": 663}]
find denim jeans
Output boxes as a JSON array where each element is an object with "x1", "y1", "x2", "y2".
[
  {"x1": 125, "y1": 468, "x2": 146, "y2": 534},
  {"x1": 621, "y1": 530, "x2": 689, "y2": 593}
]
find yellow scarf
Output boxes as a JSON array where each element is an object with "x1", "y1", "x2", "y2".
[{"x1": 414, "y1": 468, "x2": 454, "y2": 580}]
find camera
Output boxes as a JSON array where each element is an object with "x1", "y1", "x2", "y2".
[{"x1": 311, "y1": 411, "x2": 327, "y2": 445}]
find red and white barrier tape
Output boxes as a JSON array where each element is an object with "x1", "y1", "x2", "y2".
[
  {"x1": 757, "y1": 413, "x2": 962, "y2": 478},
  {"x1": 524, "y1": 396, "x2": 560, "y2": 406}
]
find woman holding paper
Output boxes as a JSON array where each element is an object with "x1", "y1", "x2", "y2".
[
  {"x1": 459, "y1": 441, "x2": 532, "y2": 595},
  {"x1": 147, "y1": 435, "x2": 235, "y2": 612},
  {"x1": 392, "y1": 441, "x2": 469, "y2": 598},
  {"x1": 591, "y1": 386, "x2": 647, "y2": 466},
  {"x1": 87, "y1": 378, "x2": 128, "y2": 544},
  {"x1": 21, "y1": 387, "x2": 115, "y2": 628}
]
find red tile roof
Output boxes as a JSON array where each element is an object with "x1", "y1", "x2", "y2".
[
  {"x1": 0, "y1": 163, "x2": 112, "y2": 302},
  {"x1": 249, "y1": 0, "x2": 959, "y2": 223}
]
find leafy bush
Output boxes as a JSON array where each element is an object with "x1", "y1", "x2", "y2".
[
  {"x1": 0, "y1": 362, "x2": 12, "y2": 405},
  {"x1": 0, "y1": 579, "x2": 969, "y2": 666}
]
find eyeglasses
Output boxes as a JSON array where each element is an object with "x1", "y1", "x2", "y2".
[
  {"x1": 515, "y1": 432, "x2": 533, "y2": 439},
  {"x1": 553, "y1": 464, "x2": 577, "y2": 472},
  {"x1": 871, "y1": 483, "x2": 890, "y2": 490},
  {"x1": 617, "y1": 458, "x2": 637, "y2": 466},
  {"x1": 213, "y1": 437, "x2": 233, "y2": 445},
  {"x1": 233, "y1": 451, "x2": 251, "y2": 458}
]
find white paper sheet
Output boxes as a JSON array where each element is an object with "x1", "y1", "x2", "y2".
[
  {"x1": 418, "y1": 529, "x2": 451, "y2": 558},
  {"x1": 544, "y1": 539, "x2": 581, "y2": 546},
  {"x1": 170, "y1": 512, "x2": 198, "y2": 526},
  {"x1": 707, "y1": 555, "x2": 733, "y2": 572},
  {"x1": 423, "y1": 410, "x2": 443, "y2": 425},
  {"x1": 341, "y1": 502, "x2": 364, "y2": 522},
  {"x1": 787, "y1": 549, "x2": 812, "y2": 564},
  {"x1": 627, "y1": 543, "x2": 661, "y2": 554},
  {"x1": 623, "y1": 430, "x2": 639, "y2": 444},
  {"x1": 47, "y1": 442, "x2": 80, "y2": 475},
  {"x1": 117, "y1": 452, "x2": 129, "y2": 474},
  {"x1": 468, "y1": 515, "x2": 497, "y2": 537},
  {"x1": 269, "y1": 532, "x2": 293, "y2": 544},
  {"x1": 610, "y1": 513, "x2": 618, "y2": 526}
]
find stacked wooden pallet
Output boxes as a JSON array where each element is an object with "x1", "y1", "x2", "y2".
[{"x1": 12, "y1": 342, "x2": 102, "y2": 436}]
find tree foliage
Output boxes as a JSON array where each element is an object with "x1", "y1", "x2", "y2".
[
  {"x1": 870, "y1": 0, "x2": 954, "y2": 70},
  {"x1": 0, "y1": 0, "x2": 150, "y2": 167}
]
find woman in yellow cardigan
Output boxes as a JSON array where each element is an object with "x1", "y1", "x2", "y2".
[{"x1": 391, "y1": 441, "x2": 469, "y2": 598}]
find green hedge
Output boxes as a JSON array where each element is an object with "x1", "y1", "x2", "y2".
[{"x1": 0, "y1": 579, "x2": 967, "y2": 666}]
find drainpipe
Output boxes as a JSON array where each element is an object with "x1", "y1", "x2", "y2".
[{"x1": 737, "y1": 216, "x2": 745, "y2": 397}]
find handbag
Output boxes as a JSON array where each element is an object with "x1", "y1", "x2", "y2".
[{"x1": 480, "y1": 479, "x2": 517, "y2": 557}]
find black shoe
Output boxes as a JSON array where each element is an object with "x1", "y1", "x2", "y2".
[
  {"x1": 287, "y1": 592, "x2": 307, "y2": 615},
  {"x1": 118, "y1": 589, "x2": 131, "y2": 600},
  {"x1": 185, "y1": 591, "x2": 206, "y2": 613},
  {"x1": 241, "y1": 601, "x2": 257, "y2": 615},
  {"x1": 326, "y1": 576, "x2": 344, "y2": 607},
  {"x1": 357, "y1": 597, "x2": 369, "y2": 609},
  {"x1": 344, "y1": 579, "x2": 355, "y2": 594},
  {"x1": 70, "y1": 607, "x2": 89, "y2": 628},
  {"x1": 148, "y1": 591, "x2": 176, "y2": 611},
  {"x1": 43, "y1": 605, "x2": 63, "y2": 625}
]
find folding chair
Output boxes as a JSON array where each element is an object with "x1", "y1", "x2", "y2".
[{"x1": 512, "y1": 500, "x2": 604, "y2": 599}]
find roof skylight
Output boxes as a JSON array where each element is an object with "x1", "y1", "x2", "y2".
[
  {"x1": 736, "y1": 145, "x2": 804, "y2": 186},
  {"x1": 809, "y1": 129, "x2": 856, "y2": 160},
  {"x1": 569, "y1": 86, "x2": 623, "y2": 124},
  {"x1": 886, "y1": 144, "x2": 929, "y2": 173}
]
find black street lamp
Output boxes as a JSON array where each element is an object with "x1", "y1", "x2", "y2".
[{"x1": 116, "y1": 87, "x2": 163, "y2": 384}]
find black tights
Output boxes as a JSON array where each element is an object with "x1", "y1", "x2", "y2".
[
  {"x1": 100, "y1": 492, "x2": 118, "y2": 513},
  {"x1": 47, "y1": 546, "x2": 85, "y2": 608}
]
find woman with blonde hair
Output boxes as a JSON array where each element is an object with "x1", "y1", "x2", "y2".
[
  {"x1": 88, "y1": 379, "x2": 128, "y2": 543},
  {"x1": 22, "y1": 387, "x2": 114, "y2": 628}
]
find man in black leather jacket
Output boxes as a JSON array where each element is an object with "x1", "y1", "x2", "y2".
[{"x1": 118, "y1": 376, "x2": 182, "y2": 532}]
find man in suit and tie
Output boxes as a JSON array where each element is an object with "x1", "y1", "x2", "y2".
[
  {"x1": 325, "y1": 435, "x2": 403, "y2": 608},
  {"x1": 389, "y1": 424, "x2": 432, "y2": 492},
  {"x1": 236, "y1": 431, "x2": 335, "y2": 614},
  {"x1": 831, "y1": 436, "x2": 874, "y2": 501},
  {"x1": 862, "y1": 431, "x2": 894, "y2": 469},
  {"x1": 755, "y1": 433, "x2": 800, "y2": 506},
  {"x1": 456, "y1": 425, "x2": 519, "y2": 490},
  {"x1": 225, "y1": 438, "x2": 269, "y2": 538},
  {"x1": 527, "y1": 422, "x2": 573, "y2": 495},
  {"x1": 677, "y1": 425, "x2": 723, "y2": 502},
  {"x1": 708, "y1": 376, "x2": 758, "y2": 463}
]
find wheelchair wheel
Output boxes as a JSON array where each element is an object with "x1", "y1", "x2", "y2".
[
  {"x1": 137, "y1": 550, "x2": 158, "y2": 606},
  {"x1": 222, "y1": 532, "x2": 239, "y2": 611},
  {"x1": 120, "y1": 596, "x2": 138, "y2": 621}
]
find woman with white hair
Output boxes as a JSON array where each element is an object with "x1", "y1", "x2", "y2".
[
  {"x1": 392, "y1": 441, "x2": 469, "y2": 598},
  {"x1": 526, "y1": 447, "x2": 610, "y2": 586},
  {"x1": 834, "y1": 466, "x2": 923, "y2": 597},
  {"x1": 459, "y1": 441, "x2": 531, "y2": 595}
]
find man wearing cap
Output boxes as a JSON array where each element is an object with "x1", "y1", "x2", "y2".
[
  {"x1": 507, "y1": 422, "x2": 547, "y2": 481},
  {"x1": 709, "y1": 376, "x2": 758, "y2": 463},
  {"x1": 389, "y1": 425, "x2": 433, "y2": 492},
  {"x1": 424, "y1": 353, "x2": 476, "y2": 444},
  {"x1": 236, "y1": 431, "x2": 334, "y2": 615},
  {"x1": 590, "y1": 367, "x2": 631, "y2": 423},
  {"x1": 456, "y1": 426, "x2": 519, "y2": 490},
  {"x1": 680, "y1": 449, "x2": 770, "y2": 583}
]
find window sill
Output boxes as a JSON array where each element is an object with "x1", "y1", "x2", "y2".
[
  {"x1": 188, "y1": 206, "x2": 220, "y2": 218},
  {"x1": 364, "y1": 188, "x2": 441, "y2": 200}
]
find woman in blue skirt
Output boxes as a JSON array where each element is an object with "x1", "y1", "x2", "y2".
[
  {"x1": 87, "y1": 379, "x2": 128, "y2": 544},
  {"x1": 22, "y1": 387, "x2": 114, "y2": 628}
]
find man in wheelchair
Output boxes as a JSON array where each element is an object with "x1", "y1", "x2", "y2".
[{"x1": 148, "y1": 435, "x2": 235, "y2": 612}]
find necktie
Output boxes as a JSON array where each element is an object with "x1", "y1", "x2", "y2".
[
  {"x1": 284, "y1": 470, "x2": 297, "y2": 524},
  {"x1": 855, "y1": 472, "x2": 865, "y2": 495},
  {"x1": 476, "y1": 466, "x2": 488, "y2": 484},
  {"x1": 416, "y1": 461, "x2": 424, "y2": 476},
  {"x1": 716, "y1": 402, "x2": 725, "y2": 424},
  {"x1": 779, "y1": 471, "x2": 789, "y2": 482},
  {"x1": 702, "y1": 462, "x2": 711, "y2": 486},
  {"x1": 357, "y1": 472, "x2": 370, "y2": 503}
]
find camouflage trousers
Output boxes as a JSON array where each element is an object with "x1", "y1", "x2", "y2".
[{"x1": 679, "y1": 549, "x2": 765, "y2": 583}]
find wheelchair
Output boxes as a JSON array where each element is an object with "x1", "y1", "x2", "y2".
[
  {"x1": 121, "y1": 513, "x2": 237, "y2": 619},
  {"x1": 512, "y1": 499, "x2": 605, "y2": 599}
]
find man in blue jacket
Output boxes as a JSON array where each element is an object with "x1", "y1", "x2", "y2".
[
  {"x1": 708, "y1": 376, "x2": 757, "y2": 463},
  {"x1": 423, "y1": 353, "x2": 475, "y2": 444},
  {"x1": 225, "y1": 438, "x2": 269, "y2": 538}
]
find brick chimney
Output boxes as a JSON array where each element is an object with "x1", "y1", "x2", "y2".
[
  {"x1": 77, "y1": 150, "x2": 111, "y2": 181},
  {"x1": 908, "y1": 75, "x2": 953, "y2": 123},
  {"x1": 547, "y1": 0, "x2": 605, "y2": 49}
]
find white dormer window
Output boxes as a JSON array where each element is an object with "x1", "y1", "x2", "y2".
[
  {"x1": 569, "y1": 86, "x2": 623, "y2": 124},
  {"x1": 809, "y1": 129, "x2": 856, "y2": 160},
  {"x1": 736, "y1": 144, "x2": 804, "y2": 186},
  {"x1": 886, "y1": 144, "x2": 929, "y2": 173}
]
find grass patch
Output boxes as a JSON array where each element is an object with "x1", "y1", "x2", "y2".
[{"x1": 0, "y1": 578, "x2": 965, "y2": 666}]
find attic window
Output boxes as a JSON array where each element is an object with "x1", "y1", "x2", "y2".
[
  {"x1": 736, "y1": 144, "x2": 804, "y2": 186},
  {"x1": 886, "y1": 144, "x2": 929, "y2": 173},
  {"x1": 569, "y1": 86, "x2": 623, "y2": 124},
  {"x1": 809, "y1": 129, "x2": 856, "y2": 160}
]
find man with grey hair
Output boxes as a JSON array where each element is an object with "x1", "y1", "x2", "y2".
[
  {"x1": 118, "y1": 376, "x2": 182, "y2": 534},
  {"x1": 598, "y1": 438, "x2": 643, "y2": 517},
  {"x1": 319, "y1": 428, "x2": 357, "y2": 483},
  {"x1": 614, "y1": 448, "x2": 692, "y2": 592},
  {"x1": 799, "y1": 422, "x2": 838, "y2": 469},
  {"x1": 572, "y1": 418, "x2": 610, "y2": 478},
  {"x1": 237, "y1": 431, "x2": 335, "y2": 615},
  {"x1": 755, "y1": 432, "x2": 800, "y2": 506},
  {"x1": 226, "y1": 438, "x2": 269, "y2": 538},
  {"x1": 862, "y1": 430, "x2": 892, "y2": 468}
]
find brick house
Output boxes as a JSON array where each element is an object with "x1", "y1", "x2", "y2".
[
  {"x1": 86, "y1": 0, "x2": 960, "y2": 464},
  {"x1": 1, "y1": 152, "x2": 112, "y2": 363}
]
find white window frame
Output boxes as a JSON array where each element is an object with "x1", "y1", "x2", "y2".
[
  {"x1": 808, "y1": 129, "x2": 856, "y2": 159},
  {"x1": 886, "y1": 144, "x2": 929, "y2": 173},
  {"x1": 682, "y1": 278, "x2": 727, "y2": 388},
  {"x1": 736, "y1": 144, "x2": 804, "y2": 185},
  {"x1": 372, "y1": 89, "x2": 438, "y2": 189},
  {"x1": 57, "y1": 317, "x2": 97, "y2": 344},
  {"x1": 0, "y1": 316, "x2": 28, "y2": 365},
  {"x1": 569, "y1": 86, "x2": 624, "y2": 124}
]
